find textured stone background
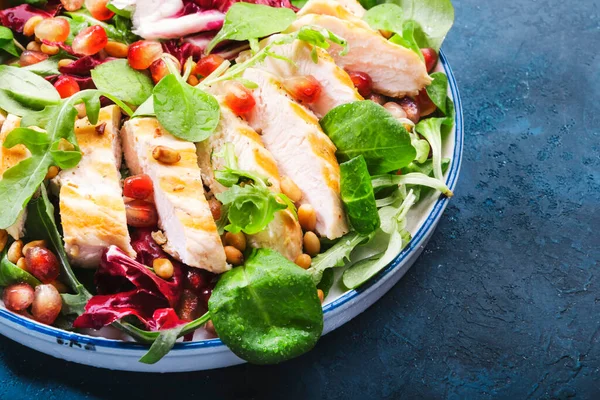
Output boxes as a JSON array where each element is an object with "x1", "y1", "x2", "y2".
[{"x1": 1, "y1": 0, "x2": 599, "y2": 398}]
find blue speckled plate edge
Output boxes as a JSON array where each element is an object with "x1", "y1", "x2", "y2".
[{"x1": 0, "y1": 50, "x2": 463, "y2": 363}]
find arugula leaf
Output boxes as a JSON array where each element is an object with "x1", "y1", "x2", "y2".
[
  {"x1": 206, "y1": 3, "x2": 297, "y2": 54},
  {"x1": 0, "y1": 26, "x2": 19, "y2": 58},
  {"x1": 91, "y1": 59, "x2": 153, "y2": 106},
  {"x1": 342, "y1": 190, "x2": 417, "y2": 289},
  {"x1": 307, "y1": 231, "x2": 370, "y2": 284},
  {"x1": 296, "y1": 26, "x2": 349, "y2": 59},
  {"x1": 153, "y1": 74, "x2": 220, "y2": 142},
  {"x1": 25, "y1": 185, "x2": 92, "y2": 315},
  {"x1": 22, "y1": 56, "x2": 61, "y2": 77},
  {"x1": 320, "y1": 101, "x2": 416, "y2": 174},
  {"x1": 0, "y1": 247, "x2": 41, "y2": 288},
  {"x1": 340, "y1": 156, "x2": 380, "y2": 234},
  {"x1": 209, "y1": 248, "x2": 323, "y2": 364},
  {"x1": 0, "y1": 65, "x2": 61, "y2": 116}
]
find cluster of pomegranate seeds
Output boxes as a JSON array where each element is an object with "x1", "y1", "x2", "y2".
[
  {"x1": 224, "y1": 81, "x2": 256, "y2": 115},
  {"x1": 84, "y1": 0, "x2": 114, "y2": 21},
  {"x1": 54, "y1": 76, "x2": 81, "y2": 98},
  {"x1": 283, "y1": 75, "x2": 322, "y2": 104},
  {"x1": 128, "y1": 40, "x2": 163, "y2": 70},
  {"x1": 421, "y1": 48, "x2": 439, "y2": 72},
  {"x1": 123, "y1": 174, "x2": 154, "y2": 200},
  {"x1": 72, "y1": 25, "x2": 108, "y2": 56},
  {"x1": 193, "y1": 54, "x2": 225, "y2": 78},
  {"x1": 34, "y1": 17, "x2": 70, "y2": 42},
  {"x1": 347, "y1": 70, "x2": 373, "y2": 97}
]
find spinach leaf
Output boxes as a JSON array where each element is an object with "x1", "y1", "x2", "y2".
[
  {"x1": 0, "y1": 65, "x2": 61, "y2": 116},
  {"x1": 320, "y1": 101, "x2": 416, "y2": 174},
  {"x1": 25, "y1": 185, "x2": 92, "y2": 314},
  {"x1": 23, "y1": 56, "x2": 61, "y2": 77},
  {"x1": 307, "y1": 231, "x2": 369, "y2": 284},
  {"x1": 340, "y1": 156, "x2": 380, "y2": 234},
  {"x1": 385, "y1": 0, "x2": 454, "y2": 50},
  {"x1": 426, "y1": 72, "x2": 449, "y2": 115},
  {"x1": 209, "y1": 248, "x2": 323, "y2": 364},
  {"x1": 342, "y1": 190, "x2": 417, "y2": 289},
  {"x1": 0, "y1": 247, "x2": 41, "y2": 288},
  {"x1": 0, "y1": 26, "x2": 19, "y2": 58},
  {"x1": 153, "y1": 74, "x2": 220, "y2": 142},
  {"x1": 132, "y1": 96, "x2": 155, "y2": 117},
  {"x1": 206, "y1": 3, "x2": 297, "y2": 54},
  {"x1": 91, "y1": 59, "x2": 153, "y2": 106}
]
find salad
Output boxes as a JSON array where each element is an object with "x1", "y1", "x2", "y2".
[{"x1": 0, "y1": 0, "x2": 455, "y2": 365}]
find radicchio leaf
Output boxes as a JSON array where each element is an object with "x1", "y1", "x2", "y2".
[
  {"x1": 58, "y1": 55, "x2": 114, "y2": 76},
  {"x1": 0, "y1": 5, "x2": 53, "y2": 33}
]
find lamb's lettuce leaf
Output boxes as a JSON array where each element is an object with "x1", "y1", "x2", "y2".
[{"x1": 340, "y1": 156, "x2": 380, "y2": 234}]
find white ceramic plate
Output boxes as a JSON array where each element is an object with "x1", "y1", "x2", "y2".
[{"x1": 0, "y1": 51, "x2": 463, "y2": 372}]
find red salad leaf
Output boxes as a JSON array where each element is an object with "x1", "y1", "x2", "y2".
[
  {"x1": 73, "y1": 289, "x2": 184, "y2": 330},
  {"x1": 193, "y1": 0, "x2": 297, "y2": 13},
  {"x1": 59, "y1": 55, "x2": 114, "y2": 76},
  {"x1": 0, "y1": 5, "x2": 53, "y2": 33}
]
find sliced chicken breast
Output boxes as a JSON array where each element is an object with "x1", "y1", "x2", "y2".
[
  {"x1": 196, "y1": 95, "x2": 303, "y2": 261},
  {"x1": 288, "y1": 14, "x2": 432, "y2": 97},
  {"x1": 122, "y1": 117, "x2": 228, "y2": 273},
  {"x1": 56, "y1": 106, "x2": 135, "y2": 267},
  {"x1": 240, "y1": 35, "x2": 362, "y2": 118},
  {"x1": 297, "y1": 0, "x2": 368, "y2": 24},
  {"x1": 0, "y1": 114, "x2": 28, "y2": 239},
  {"x1": 242, "y1": 68, "x2": 348, "y2": 239}
]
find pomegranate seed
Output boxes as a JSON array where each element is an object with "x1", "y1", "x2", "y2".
[
  {"x1": 34, "y1": 18, "x2": 70, "y2": 43},
  {"x1": 60, "y1": 0, "x2": 84, "y2": 11},
  {"x1": 19, "y1": 50, "x2": 48, "y2": 67},
  {"x1": 123, "y1": 174, "x2": 154, "y2": 199},
  {"x1": 416, "y1": 89, "x2": 437, "y2": 117},
  {"x1": 127, "y1": 40, "x2": 163, "y2": 70},
  {"x1": 397, "y1": 97, "x2": 420, "y2": 124},
  {"x1": 3, "y1": 283, "x2": 34, "y2": 312},
  {"x1": 25, "y1": 247, "x2": 60, "y2": 284},
  {"x1": 224, "y1": 81, "x2": 256, "y2": 115},
  {"x1": 84, "y1": 0, "x2": 115, "y2": 21},
  {"x1": 185, "y1": 269, "x2": 208, "y2": 292},
  {"x1": 72, "y1": 25, "x2": 108, "y2": 56},
  {"x1": 125, "y1": 199, "x2": 158, "y2": 227},
  {"x1": 347, "y1": 70, "x2": 373, "y2": 97},
  {"x1": 54, "y1": 76, "x2": 80, "y2": 99},
  {"x1": 421, "y1": 48, "x2": 438, "y2": 73},
  {"x1": 31, "y1": 284, "x2": 62, "y2": 325},
  {"x1": 149, "y1": 55, "x2": 180, "y2": 84},
  {"x1": 283, "y1": 75, "x2": 322, "y2": 104},
  {"x1": 194, "y1": 54, "x2": 225, "y2": 78}
]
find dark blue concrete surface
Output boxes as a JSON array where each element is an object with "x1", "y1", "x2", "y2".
[{"x1": 1, "y1": 0, "x2": 599, "y2": 398}]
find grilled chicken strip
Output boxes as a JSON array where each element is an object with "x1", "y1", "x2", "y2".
[
  {"x1": 288, "y1": 14, "x2": 432, "y2": 97},
  {"x1": 242, "y1": 68, "x2": 349, "y2": 239},
  {"x1": 55, "y1": 106, "x2": 136, "y2": 267},
  {"x1": 196, "y1": 94, "x2": 303, "y2": 261},
  {"x1": 0, "y1": 114, "x2": 28, "y2": 239},
  {"x1": 239, "y1": 35, "x2": 362, "y2": 118},
  {"x1": 122, "y1": 117, "x2": 228, "y2": 273}
]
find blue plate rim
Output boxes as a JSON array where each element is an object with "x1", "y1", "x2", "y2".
[{"x1": 0, "y1": 49, "x2": 464, "y2": 352}]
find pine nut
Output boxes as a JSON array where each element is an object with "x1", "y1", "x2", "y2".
[
  {"x1": 7, "y1": 240, "x2": 24, "y2": 264},
  {"x1": 151, "y1": 230, "x2": 167, "y2": 245},
  {"x1": 23, "y1": 16, "x2": 44, "y2": 37},
  {"x1": 26, "y1": 41, "x2": 42, "y2": 51},
  {"x1": 317, "y1": 289, "x2": 324, "y2": 303},
  {"x1": 224, "y1": 246, "x2": 244, "y2": 266},
  {"x1": 224, "y1": 232, "x2": 246, "y2": 252},
  {"x1": 40, "y1": 44, "x2": 59, "y2": 55},
  {"x1": 0, "y1": 230, "x2": 7, "y2": 253},
  {"x1": 104, "y1": 41, "x2": 129, "y2": 58},
  {"x1": 58, "y1": 58, "x2": 74, "y2": 68},
  {"x1": 74, "y1": 103, "x2": 87, "y2": 118},
  {"x1": 153, "y1": 258, "x2": 174, "y2": 280},
  {"x1": 22, "y1": 240, "x2": 47, "y2": 256},
  {"x1": 152, "y1": 145, "x2": 181, "y2": 164},
  {"x1": 45, "y1": 166, "x2": 59, "y2": 180},
  {"x1": 294, "y1": 253, "x2": 311, "y2": 269},
  {"x1": 69, "y1": 245, "x2": 80, "y2": 258},
  {"x1": 187, "y1": 75, "x2": 199, "y2": 86},
  {"x1": 298, "y1": 204, "x2": 317, "y2": 232},
  {"x1": 303, "y1": 231, "x2": 321, "y2": 256},
  {"x1": 16, "y1": 257, "x2": 27, "y2": 271},
  {"x1": 280, "y1": 176, "x2": 302, "y2": 203}
]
